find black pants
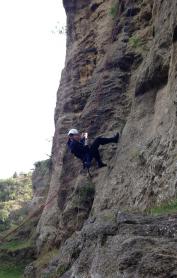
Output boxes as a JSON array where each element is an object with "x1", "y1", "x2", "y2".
[{"x1": 90, "y1": 136, "x2": 116, "y2": 164}]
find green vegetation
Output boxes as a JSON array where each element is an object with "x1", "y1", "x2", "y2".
[
  {"x1": 34, "y1": 159, "x2": 52, "y2": 175},
  {"x1": 0, "y1": 238, "x2": 35, "y2": 277},
  {"x1": 129, "y1": 35, "x2": 143, "y2": 49},
  {"x1": 0, "y1": 209, "x2": 9, "y2": 222},
  {"x1": 56, "y1": 264, "x2": 70, "y2": 276},
  {"x1": 0, "y1": 240, "x2": 33, "y2": 278},
  {"x1": 0, "y1": 262, "x2": 25, "y2": 278},
  {"x1": 148, "y1": 198, "x2": 177, "y2": 215},
  {"x1": 74, "y1": 182, "x2": 95, "y2": 207},
  {"x1": 0, "y1": 233, "x2": 35, "y2": 277},
  {"x1": 109, "y1": 3, "x2": 119, "y2": 19},
  {"x1": 0, "y1": 240, "x2": 32, "y2": 252},
  {"x1": 0, "y1": 175, "x2": 32, "y2": 202},
  {"x1": 0, "y1": 174, "x2": 32, "y2": 231},
  {"x1": 0, "y1": 173, "x2": 36, "y2": 278},
  {"x1": 77, "y1": 183, "x2": 95, "y2": 200}
]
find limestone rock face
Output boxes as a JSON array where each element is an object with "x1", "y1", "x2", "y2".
[{"x1": 35, "y1": 0, "x2": 177, "y2": 274}]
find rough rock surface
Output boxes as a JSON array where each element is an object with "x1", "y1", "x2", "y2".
[
  {"x1": 30, "y1": 159, "x2": 52, "y2": 209},
  {"x1": 27, "y1": 0, "x2": 177, "y2": 276},
  {"x1": 36, "y1": 212, "x2": 177, "y2": 278}
]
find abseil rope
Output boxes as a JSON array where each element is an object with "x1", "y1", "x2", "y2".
[
  {"x1": 0, "y1": 1, "x2": 134, "y2": 244},
  {"x1": 0, "y1": 190, "x2": 59, "y2": 243},
  {"x1": 0, "y1": 172, "x2": 93, "y2": 243}
]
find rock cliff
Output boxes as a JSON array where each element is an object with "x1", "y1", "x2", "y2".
[
  {"x1": 31, "y1": 159, "x2": 52, "y2": 209},
  {"x1": 28, "y1": 0, "x2": 177, "y2": 277}
]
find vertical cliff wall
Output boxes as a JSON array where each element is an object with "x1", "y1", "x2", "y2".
[
  {"x1": 35, "y1": 0, "x2": 177, "y2": 266},
  {"x1": 31, "y1": 159, "x2": 52, "y2": 209}
]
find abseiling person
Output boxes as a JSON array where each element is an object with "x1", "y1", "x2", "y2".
[{"x1": 67, "y1": 129, "x2": 119, "y2": 169}]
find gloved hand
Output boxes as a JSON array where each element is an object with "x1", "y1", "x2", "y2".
[
  {"x1": 84, "y1": 132, "x2": 88, "y2": 146},
  {"x1": 81, "y1": 132, "x2": 88, "y2": 145}
]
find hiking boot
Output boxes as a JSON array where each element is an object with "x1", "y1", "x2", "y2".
[
  {"x1": 113, "y1": 132, "x2": 119, "y2": 143},
  {"x1": 98, "y1": 162, "x2": 107, "y2": 168}
]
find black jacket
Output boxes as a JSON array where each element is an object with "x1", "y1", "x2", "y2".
[{"x1": 67, "y1": 138, "x2": 92, "y2": 168}]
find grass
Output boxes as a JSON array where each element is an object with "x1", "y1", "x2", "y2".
[
  {"x1": 0, "y1": 240, "x2": 32, "y2": 252},
  {"x1": 0, "y1": 240, "x2": 34, "y2": 277},
  {"x1": 148, "y1": 198, "x2": 177, "y2": 215},
  {"x1": 0, "y1": 263, "x2": 25, "y2": 278}
]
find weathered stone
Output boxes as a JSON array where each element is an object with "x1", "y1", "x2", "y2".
[
  {"x1": 30, "y1": 159, "x2": 52, "y2": 210},
  {"x1": 26, "y1": 0, "x2": 177, "y2": 276},
  {"x1": 37, "y1": 213, "x2": 177, "y2": 278}
]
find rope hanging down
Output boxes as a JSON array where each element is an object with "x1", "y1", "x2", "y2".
[
  {"x1": 0, "y1": 1, "x2": 134, "y2": 245},
  {"x1": 0, "y1": 190, "x2": 59, "y2": 243},
  {"x1": 0, "y1": 171, "x2": 93, "y2": 244}
]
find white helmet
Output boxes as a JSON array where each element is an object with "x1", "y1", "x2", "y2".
[{"x1": 68, "y1": 128, "x2": 79, "y2": 136}]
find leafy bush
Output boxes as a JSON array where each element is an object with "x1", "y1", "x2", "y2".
[
  {"x1": 34, "y1": 159, "x2": 52, "y2": 175},
  {"x1": 0, "y1": 177, "x2": 32, "y2": 203},
  {"x1": 0, "y1": 175, "x2": 32, "y2": 232},
  {"x1": 0, "y1": 209, "x2": 9, "y2": 222}
]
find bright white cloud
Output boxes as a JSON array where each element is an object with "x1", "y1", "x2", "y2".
[{"x1": 0, "y1": 0, "x2": 66, "y2": 178}]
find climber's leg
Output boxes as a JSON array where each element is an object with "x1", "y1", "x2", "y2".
[
  {"x1": 90, "y1": 133, "x2": 119, "y2": 168},
  {"x1": 90, "y1": 133, "x2": 119, "y2": 150},
  {"x1": 90, "y1": 148, "x2": 106, "y2": 168}
]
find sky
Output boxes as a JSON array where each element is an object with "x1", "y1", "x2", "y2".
[{"x1": 0, "y1": 0, "x2": 66, "y2": 178}]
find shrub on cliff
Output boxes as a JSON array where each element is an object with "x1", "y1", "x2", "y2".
[{"x1": 0, "y1": 175, "x2": 32, "y2": 232}]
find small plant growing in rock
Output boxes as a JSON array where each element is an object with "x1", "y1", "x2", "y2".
[
  {"x1": 73, "y1": 182, "x2": 95, "y2": 208},
  {"x1": 77, "y1": 183, "x2": 95, "y2": 202},
  {"x1": 56, "y1": 264, "x2": 70, "y2": 276},
  {"x1": 109, "y1": 3, "x2": 119, "y2": 19},
  {"x1": 129, "y1": 35, "x2": 143, "y2": 49},
  {"x1": 78, "y1": 184, "x2": 95, "y2": 200}
]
